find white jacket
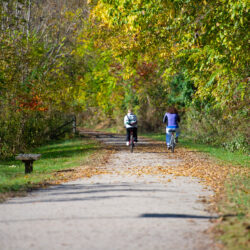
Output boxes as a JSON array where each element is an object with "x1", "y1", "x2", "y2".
[{"x1": 124, "y1": 113, "x2": 137, "y2": 128}]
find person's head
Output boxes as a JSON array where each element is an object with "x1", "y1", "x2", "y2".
[
  {"x1": 167, "y1": 106, "x2": 178, "y2": 114},
  {"x1": 128, "y1": 109, "x2": 132, "y2": 114}
]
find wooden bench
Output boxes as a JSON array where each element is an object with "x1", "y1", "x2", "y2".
[{"x1": 15, "y1": 154, "x2": 41, "y2": 174}]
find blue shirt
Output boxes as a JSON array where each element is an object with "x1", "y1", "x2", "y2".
[{"x1": 163, "y1": 113, "x2": 180, "y2": 128}]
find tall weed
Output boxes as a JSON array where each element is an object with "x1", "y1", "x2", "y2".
[{"x1": 183, "y1": 105, "x2": 249, "y2": 153}]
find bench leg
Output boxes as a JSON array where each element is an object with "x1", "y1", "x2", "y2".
[{"x1": 23, "y1": 160, "x2": 33, "y2": 174}]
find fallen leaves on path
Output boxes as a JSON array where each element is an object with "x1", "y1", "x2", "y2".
[
  {"x1": 48, "y1": 149, "x2": 113, "y2": 184},
  {"x1": 114, "y1": 142, "x2": 242, "y2": 191},
  {"x1": 68, "y1": 138, "x2": 247, "y2": 206},
  {"x1": 37, "y1": 137, "x2": 248, "y2": 213},
  {"x1": 132, "y1": 142, "x2": 249, "y2": 212}
]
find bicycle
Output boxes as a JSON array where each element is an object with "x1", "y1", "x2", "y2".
[
  {"x1": 168, "y1": 129, "x2": 176, "y2": 153},
  {"x1": 129, "y1": 130, "x2": 135, "y2": 153}
]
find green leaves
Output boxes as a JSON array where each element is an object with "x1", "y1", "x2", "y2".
[
  {"x1": 1, "y1": 0, "x2": 248, "y2": 155},
  {"x1": 82, "y1": 0, "x2": 249, "y2": 136}
]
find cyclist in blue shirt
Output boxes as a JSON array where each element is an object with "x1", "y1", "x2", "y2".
[{"x1": 163, "y1": 107, "x2": 180, "y2": 149}]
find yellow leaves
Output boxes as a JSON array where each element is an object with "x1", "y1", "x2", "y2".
[
  {"x1": 65, "y1": 11, "x2": 76, "y2": 20},
  {"x1": 159, "y1": 51, "x2": 169, "y2": 59},
  {"x1": 97, "y1": 143, "x2": 246, "y2": 198},
  {"x1": 169, "y1": 8, "x2": 175, "y2": 19},
  {"x1": 90, "y1": 4, "x2": 113, "y2": 28},
  {"x1": 127, "y1": 15, "x2": 137, "y2": 25},
  {"x1": 130, "y1": 142, "x2": 246, "y2": 199},
  {"x1": 232, "y1": 55, "x2": 236, "y2": 63},
  {"x1": 52, "y1": 165, "x2": 110, "y2": 183}
]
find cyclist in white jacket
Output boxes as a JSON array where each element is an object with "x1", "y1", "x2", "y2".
[{"x1": 124, "y1": 109, "x2": 138, "y2": 146}]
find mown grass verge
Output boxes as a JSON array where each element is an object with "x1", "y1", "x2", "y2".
[
  {"x1": 143, "y1": 132, "x2": 249, "y2": 250},
  {"x1": 0, "y1": 136, "x2": 103, "y2": 201}
]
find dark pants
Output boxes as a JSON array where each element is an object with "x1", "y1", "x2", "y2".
[{"x1": 126, "y1": 127, "x2": 138, "y2": 142}]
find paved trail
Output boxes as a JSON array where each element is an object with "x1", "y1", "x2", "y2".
[{"x1": 0, "y1": 132, "x2": 217, "y2": 250}]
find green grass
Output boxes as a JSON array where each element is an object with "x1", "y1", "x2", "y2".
[
  {"x1": 143, "y1": 132, "x2": 250, "y2": 249},
  {"x1": 0, "y1": 137, "x2": 100, "y2": 193},
  {"x1": 218, "y1": 173, "x2": 250, "y2": 250}
]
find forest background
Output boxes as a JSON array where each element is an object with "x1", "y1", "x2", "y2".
[{"x1": 0, "y1": 0, "x2": 249, "y2": 158}]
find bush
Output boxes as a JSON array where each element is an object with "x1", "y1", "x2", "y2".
[
  {"x1": 183, "y1": 104, "x2": 249, "y2": 153},
  {"x1": 222, "y1": 135, "x2": 249, "y2": 153},
  {"x1": 0, "y1": 103, "x2": 75, "y2": 159}
]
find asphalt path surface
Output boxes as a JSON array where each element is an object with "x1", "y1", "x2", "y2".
[{"x1": 0, "y1": 132, "x2": 217, "y2": 250}]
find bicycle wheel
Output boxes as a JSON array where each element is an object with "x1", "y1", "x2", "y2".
[
  {"x1": 170, "y1": 134, "x2": 175, "y2": 153},
  {"x1": 171, "y1": 144, "x2": 175, "y2": 153},
  {"x1": 130, "y1": 133, "x2": 134, "y2": 153}
]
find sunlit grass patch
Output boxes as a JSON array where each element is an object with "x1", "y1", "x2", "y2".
[{"x1": 0, "y1": 137, "x2": 100, "y2": 194}]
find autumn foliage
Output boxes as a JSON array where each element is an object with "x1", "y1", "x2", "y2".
[{"x1": 0, "y1": 0, "x2": 249, "y2": 157}]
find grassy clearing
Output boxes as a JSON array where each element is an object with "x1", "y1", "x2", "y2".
[
  {"x1": 0, "y1": 136, "x2": 100, "y2": 195},
  {"x1": 143, "y1": 132, "x2": 250, "y2": 250}
]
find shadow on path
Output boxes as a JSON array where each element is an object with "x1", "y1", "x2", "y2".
[
  {"x1": 140, "y1": 213, "x2": 218, "y2": 219},
  {"x1": 0, "y1": 214, "x2": 219, "y2": 224},
  {"x1": 5, "y1": 182, "x2": 181, "y2": 204}
]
